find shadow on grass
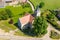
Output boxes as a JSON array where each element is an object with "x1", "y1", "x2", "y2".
[
  {"x1": 14, "y1": 23, "x2": 36, "y2": 37},
  {"x1": 22, "y1": 29, "x2": 36, "y2": 37},
  {"x1": 14, "y1": 23, "x2": 21, "y2": 30}
]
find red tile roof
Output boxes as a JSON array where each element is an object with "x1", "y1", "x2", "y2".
[{"x1": 19, "y1": 13, "x2": 34, "y2": 25}]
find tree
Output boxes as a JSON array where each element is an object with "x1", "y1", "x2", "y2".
[
  {"x1": 33, "y1": 16, "x2": 48, "y2": 36},
  {"x1": 0, "y1": 10, "x2": 9, "y2": 20},
  {"x1": 47, "y1": 13, "x2": 55, "y2": 20},
  {"x1": 5, "y1": 9, "x2": 12, "y2": 18},
  {"x1": 39, "y1": 2, "x2": 45, "y2": 8},
  {"x1": 9, "y1": 19, "x2": 13, "y2": 24}
]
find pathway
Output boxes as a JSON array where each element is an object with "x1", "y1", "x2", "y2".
[
  {"x1": 0, "y1": 21, "x2": 60, "y2": 40},
  {"x1": 27, "y1": 0, "x2": 35, "y2": 12},
  {"x1": 40, "y1": 24, "x2": 52, "y2": 40}
]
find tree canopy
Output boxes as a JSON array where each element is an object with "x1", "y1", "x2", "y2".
[
  {"x1": 39, "y1": 2, "x2": 45, "y2": 8},
  {"x1": 33, "y1": 16, "x2": 48, "y2": 36},
  {"x1": 0, "y1": 9, "x2": 12, "y2": 20}
]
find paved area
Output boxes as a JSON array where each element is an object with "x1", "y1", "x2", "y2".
[{"x1": 0, "y1": 35, "x2": 43, "y2": 40}]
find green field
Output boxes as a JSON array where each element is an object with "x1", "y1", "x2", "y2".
[
  {"x1": 30, "y1": 0, "x2": 60, "y2": 9},
  {"x1": 0, "y1": 3, "x2": 33, "y2": 36},
  {"x1": 0, "y1": 20, "x2": 17, "y2": 32},
  {"x1": 0, "y1": 3, "x2": 32, "y2": 32}
]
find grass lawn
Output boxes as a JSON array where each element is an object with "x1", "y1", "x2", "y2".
[
  {"x1": 0, "y1": 3, "x2": 32, "y2": 33},
  {"x1": 0, "y1": 20, "x2": 17, "y2": 32},
  {"x1": 30, "y1": 0, "x2": 60, "y2": 10},
  {"x1": 5, "y1": 3, "x2": 32, "y2": 23}
]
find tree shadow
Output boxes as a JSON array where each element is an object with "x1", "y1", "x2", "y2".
[
  {"x1": 22, "y1": 28, "x2": 36, "y2": 37},
  {"x1": 14, "y1": 23, "x2": 36, "y2": 37},
  {"x1": 14, "y1": 23, "x2": 21, "y2": 30}
]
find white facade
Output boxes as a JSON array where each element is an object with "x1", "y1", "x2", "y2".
[
  {"x1": 36, "y1": 8, "x2": 41, "y2": 16},
  {"x1": 18, "y1": 18, "x2": 26, "y2": 30}
]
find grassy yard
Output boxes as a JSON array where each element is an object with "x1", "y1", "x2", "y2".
[
  {"x1": 0, "y1": 20, "x2": 17, "y2": 32},
  {"x1": 0, "y1": 20, "x2": 30, "y2": 36},
  {"x1": 0, "y1": 3, "x2": 33, "y2": 23},
  {"x1": 30, "y1": 0, "x2": 60, "y2": 10},
  {"x1": 0, "y1": 3, "x2": 32, "y2": 33},
  {"x1": 5, "y1": 4, "x2": 32, "y2": 23}
]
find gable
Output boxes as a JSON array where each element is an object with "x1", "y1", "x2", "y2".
[{"x1": 19, "y1": 14, "x2": 34, "y2": 25}]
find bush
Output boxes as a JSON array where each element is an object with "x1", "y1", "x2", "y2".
[
  {"x1": 0, "y1": 10, "x2": 9, "y2": 20},
  {"x1": 33, "y1": 16, "x2": 48, "y2": 36},
  {"x1": 5, "y1": 9, "x2": 12, "y2": 18},
  {"x1": 47, "y1": 19, "x2": 60, "y2": 30},
  {"x1": 49, "y1": 10, "x2": 57, "y2": 16},
  {"x1": 9, "y1": 19, "x2": 13, "y2": 24},
  {"x1": 46, "y1": 11, "x2": 60, "y2": 30},
  {"x1": 22, "y1": 3, "x2": 30, "y2": 8},
  {"x1": 0, "y1": 9, "x2": 12, "y2": 20},
  {"x1": 39, "y1": 2, "x2": 45, "y2": 8},
  {"x1": 50, "y1": 30, "x2": 60, "y2": 39}
]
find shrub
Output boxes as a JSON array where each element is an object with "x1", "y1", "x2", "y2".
[
  {"x1": 5, "y1": 9, "x2": 12, "y2": 18},
  {"x1": 0, "y1": 10, "x2": 9, "y2": 20},
  {"x1": 47, "y1": 19, "x2": 60, "y2": 30},
  {"x1": 39, "y1": 2, "x2": 45, "y2": 8},
  {"x1": 50, "y1": 30, "x2": 60, "y2": 39},
  {"x1": 9, "y1": 19, "x2": 13, "y2": 24},
  {"x1": 33, "y1": 16, "x2": 48, "y2": 36}
]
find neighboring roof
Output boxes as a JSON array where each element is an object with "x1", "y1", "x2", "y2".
[
  {"x1": 5, "y1": 0, "x2": 16, "y2": 3},
  {"x1": 0, "y1": 0, "x2": 5, "y2": 8},
  {"x1": 5, "y1": 0, "x2": 16, "y2": 1},
  {"x1": 19, "y1": 0, "x2": 27, "y2": 3},
  {"x1": 19, "y1": 13, "x2": 34, "y2": 25},
  {"x1": 5, "y1": 0, "x2": 12, "y2": 3}
]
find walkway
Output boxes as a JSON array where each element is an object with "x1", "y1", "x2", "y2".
[
  {"x1": 0, "y1": 24, "x2": 60, "y2": 40},
  {"x1": 0, "y1": 20, "x2": 60, "y2": 40},
  {"x1": 0, "y1": 35, "x2": 43, "y2": 40},
  {"x1": 27, "y1": 0, "x2": 35, "y2": 12}
]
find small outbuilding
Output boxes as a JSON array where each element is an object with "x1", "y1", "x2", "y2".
[{"x1": 18, "y1": 13, "x2": 34, "y2": 30}]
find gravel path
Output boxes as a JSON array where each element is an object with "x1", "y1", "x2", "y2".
[
  {"x1": 27, "y1": 0, "x2": 35, "y2": 12},
  {"x1": 0, "y1": 24, "x2": 60, "y2": 40},
  {"x1": 0, "y1": 35, "x2": 43, "y2": 40}
]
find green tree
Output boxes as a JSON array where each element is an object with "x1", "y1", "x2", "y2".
[
  {"x1": 33, "y1": 16, "x2": 48, "y2": 36},
  {"x1": 47, "y1": 13, "x2": 55, "y2": 20},
  {"x1": 0, "y1": 10, "x2": 9, "y2": 20},
  {"x1": 39, "y1": 2, "x2": 45, "y2": 8},
  {"x1": 5, "y1": 9, "x2": 12, "y2": 18}
]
